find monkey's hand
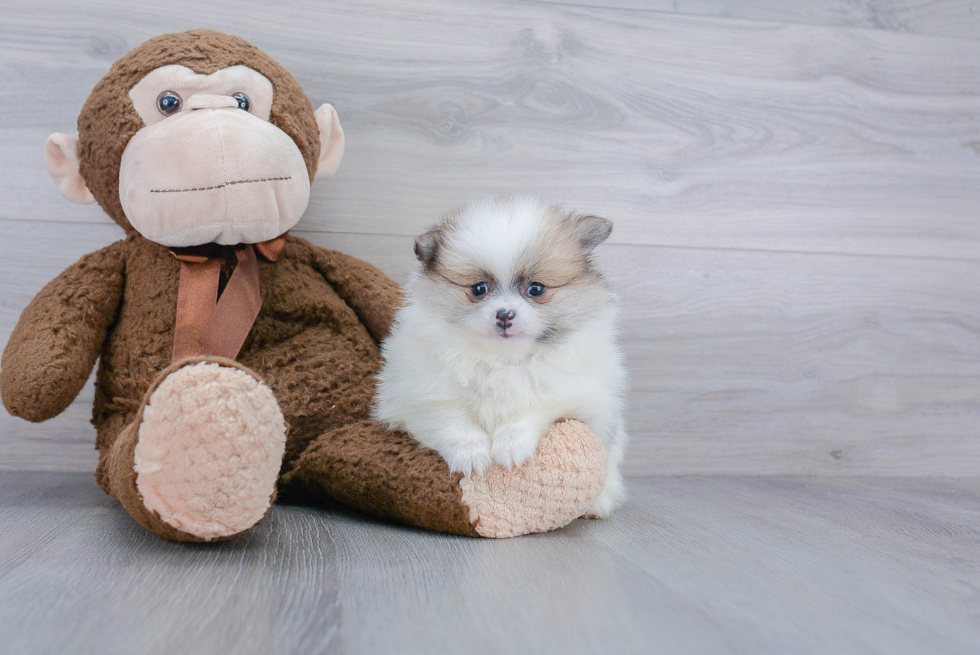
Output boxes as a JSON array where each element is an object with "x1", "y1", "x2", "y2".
[
  {"x1": 1, "y1": 241, "x2": 126, "y2": 422},
  {"x1": 308, "y1": 241, "x2": 402, "y2": 344}
]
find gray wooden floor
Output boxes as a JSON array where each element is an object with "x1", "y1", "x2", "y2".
[{"x1": 1, "y1": 472, "x2": 978, "y2": 654}]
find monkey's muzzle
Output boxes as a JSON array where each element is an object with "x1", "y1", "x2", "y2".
[{"x1": 118, "y1": 107, "x2": 311, "y2": 248}]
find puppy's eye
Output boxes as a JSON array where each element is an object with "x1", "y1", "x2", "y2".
[
  {"x1": 232, "y1": 92, "x2": 250, "y2": 111},
  {"x1": 470, "y1": 282, "x2": 489, "y2": 298},
  {"x1": 526, "y1": 282, "x2": 546, "y2": 298},
  {"x1": 156, "y1": 91, "x2": 182, "y2": 116}
]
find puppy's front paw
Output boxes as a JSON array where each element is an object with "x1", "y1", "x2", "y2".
[
  {"x1": 491, "y1": 422, "x2": 542, "y2": 469},
  {"x1": 440, "y1": 431, "x2": 492, "y2": 476},
  {"x1": 583, "y1": 476, "x2": 624, "y2": 519},
  {"x1": 584, "y1": 494, "x2": 614, "y2": 519}
]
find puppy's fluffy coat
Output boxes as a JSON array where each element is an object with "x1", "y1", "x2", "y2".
[{"x1": 373, "y1": 196, "x2": 628, "y2": 516}]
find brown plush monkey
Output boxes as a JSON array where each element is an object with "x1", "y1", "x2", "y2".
[{"x1": 0, "y1": 30, "x2": 606, "y2": 542}]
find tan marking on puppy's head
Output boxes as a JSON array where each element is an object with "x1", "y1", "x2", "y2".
[
  {"x1": 414, "y1": 207, "x2": 460, "y2": 273},
  {"x1": 414, "y1": 207, "x2": 495, "y2": 291},
  {"x1": 514, "y1": 206, "x2": 612, "y2": 293},
  {"x1": 411, "y1": 196, "x2": 615, "y2": 347}
]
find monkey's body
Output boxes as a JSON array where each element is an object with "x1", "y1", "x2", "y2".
[
  {"x1": 80, "y1": 235, "x2": 389, "y2": 474},
  {"x1": 0, "y1": 30, "x2": 608, "y2": 542}
]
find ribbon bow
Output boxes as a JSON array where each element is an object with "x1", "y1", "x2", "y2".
[{"x1": 170, "y1": 234, "x2": 287, "y2": 362}]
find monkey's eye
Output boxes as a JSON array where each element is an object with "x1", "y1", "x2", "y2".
[
  {"x1": 232, "y1": 93, "x2": 251, "y2": 111},
  {"x1": 526, "y1": 282, "x2": 546, "y2": 298},
  {"x1": 156, "y1": 91, "x2": 182, "y2": 116},
  {"x1": 470, "y1": 282, "x2": 489, "y2": 299}
]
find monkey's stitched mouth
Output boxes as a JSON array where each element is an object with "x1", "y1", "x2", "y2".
[{"x1": 149, "y1": 176, "x2": 292, "y2": 194}]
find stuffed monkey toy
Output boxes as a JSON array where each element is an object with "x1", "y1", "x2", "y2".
[{"x1": 0, "y1": 30, "x2": 607, "y2": 542}]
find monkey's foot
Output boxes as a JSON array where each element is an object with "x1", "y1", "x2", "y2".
[
  {"x1": 459, "y1": 419, "x2": 608, "y2": 538},
  {"x1": 283, "y1": 418, "x2": 607, "y2": 539},
  {"x1": 133, "y1": 359, "x2": 286, "y2": 540}
]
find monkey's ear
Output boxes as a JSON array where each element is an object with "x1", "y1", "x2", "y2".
[
  {"x1": 45, "y1": 133, "x2": 95, "y2": 204},
  {"x1": 313, "y1": 104, "x2": 345, "y2": 179}
]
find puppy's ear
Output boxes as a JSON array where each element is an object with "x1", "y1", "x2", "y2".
[
  {"x1": 572, "y1": 215, "x2": 613, "y2": 253},
  {"x1": 414, "y1": 226, "x2": 442, "y2": 269}
]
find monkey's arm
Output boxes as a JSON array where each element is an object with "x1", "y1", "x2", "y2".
[
  {"x1": 308, "y1": 244, "x2": 402, "y2": 344},
  {"x1": 1, "y1": 242, "x2": 126, "y2": 422}
]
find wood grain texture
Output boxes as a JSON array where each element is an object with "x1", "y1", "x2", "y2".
[
  {"x1": 3, "y1": 0, "x2": 980, "y2": 258},
  {"x1": 1, "y1": 472, "x2": 978, "y2": 654},
  {"x1": 2, "y1": 0, "x2": 980, "y2": 476},
  {"x1": 542, "y1": 0, "x2": 980, "y2": 40},
  {"x1": 0, "y1": 473, "x2": 342, "y2": 654}
]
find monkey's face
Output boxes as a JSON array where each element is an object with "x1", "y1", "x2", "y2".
[
  {"x1": 118, "y1": 65, "x2": 310, "y2": 247},
  {"x1": 45, "y1": 30, "x2": 345, "y2": 248}
]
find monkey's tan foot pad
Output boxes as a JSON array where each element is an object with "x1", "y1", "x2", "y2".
[
  {"x1": 133, "y1": 360, "x2": 286, "y2": 540},
  {"x1": 459, "y1": 419, "x2": 607, "y2": 538}
]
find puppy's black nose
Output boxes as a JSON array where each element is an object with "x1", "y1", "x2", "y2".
[{"x1": 496, "y1": 308, "x2": 516, "y2": 328}]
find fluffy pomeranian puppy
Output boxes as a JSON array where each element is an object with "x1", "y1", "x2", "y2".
[{"x1": 373, "y1": 195, "x2": 628, "y2": 516}]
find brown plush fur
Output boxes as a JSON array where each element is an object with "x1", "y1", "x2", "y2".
[
  {"x1": 1, "y1": 245, "x2": 126, "y2": 422},
  {"x1": 283, "y1": 421, "x2": 480, "y2": 537},
  {"x1": 1, "y1": 232, "x2": 462, "y2": 539},
  {"x1": 77, "y1": 30, "x2": 320, "y2": 233}
]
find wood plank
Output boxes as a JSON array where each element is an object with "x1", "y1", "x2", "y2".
[
  {"x1": 3, "y1": 220, "x2": 979, "y2": 475},
  {"x1": 1, "y1": 472, "x2": 978, "y2": 654},
  {"x1": 2, "y1": 1, "x2": 980, "y2": 259},
  {"x1": 0, "y1": 473, "x2": 342, "y2": 654},
  {"x1": 541, "y1": 0, "x2": 980, "y2": 40},
  {"x1": 611, "y1": 243, "x2": 980, "y2": 475},
  {"x1": 588, "y1": 476, "x2": 980, "y2": 653}
]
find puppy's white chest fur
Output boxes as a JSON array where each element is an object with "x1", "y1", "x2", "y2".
[
  {"x1": 445, "y1": 317, "x2": 620, "y2": 434},
  {"x1": 455, "y1": 350, "x2": 559, "y2": 432}
]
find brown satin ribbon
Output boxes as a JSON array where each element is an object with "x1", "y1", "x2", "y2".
[{"x1": 170, "y1": 234, "x2": 286, "y2": 362}]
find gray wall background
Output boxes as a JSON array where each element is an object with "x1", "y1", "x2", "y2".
[{"x1": 1, "y1": 0, "x2": 978, "y2": 475}]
